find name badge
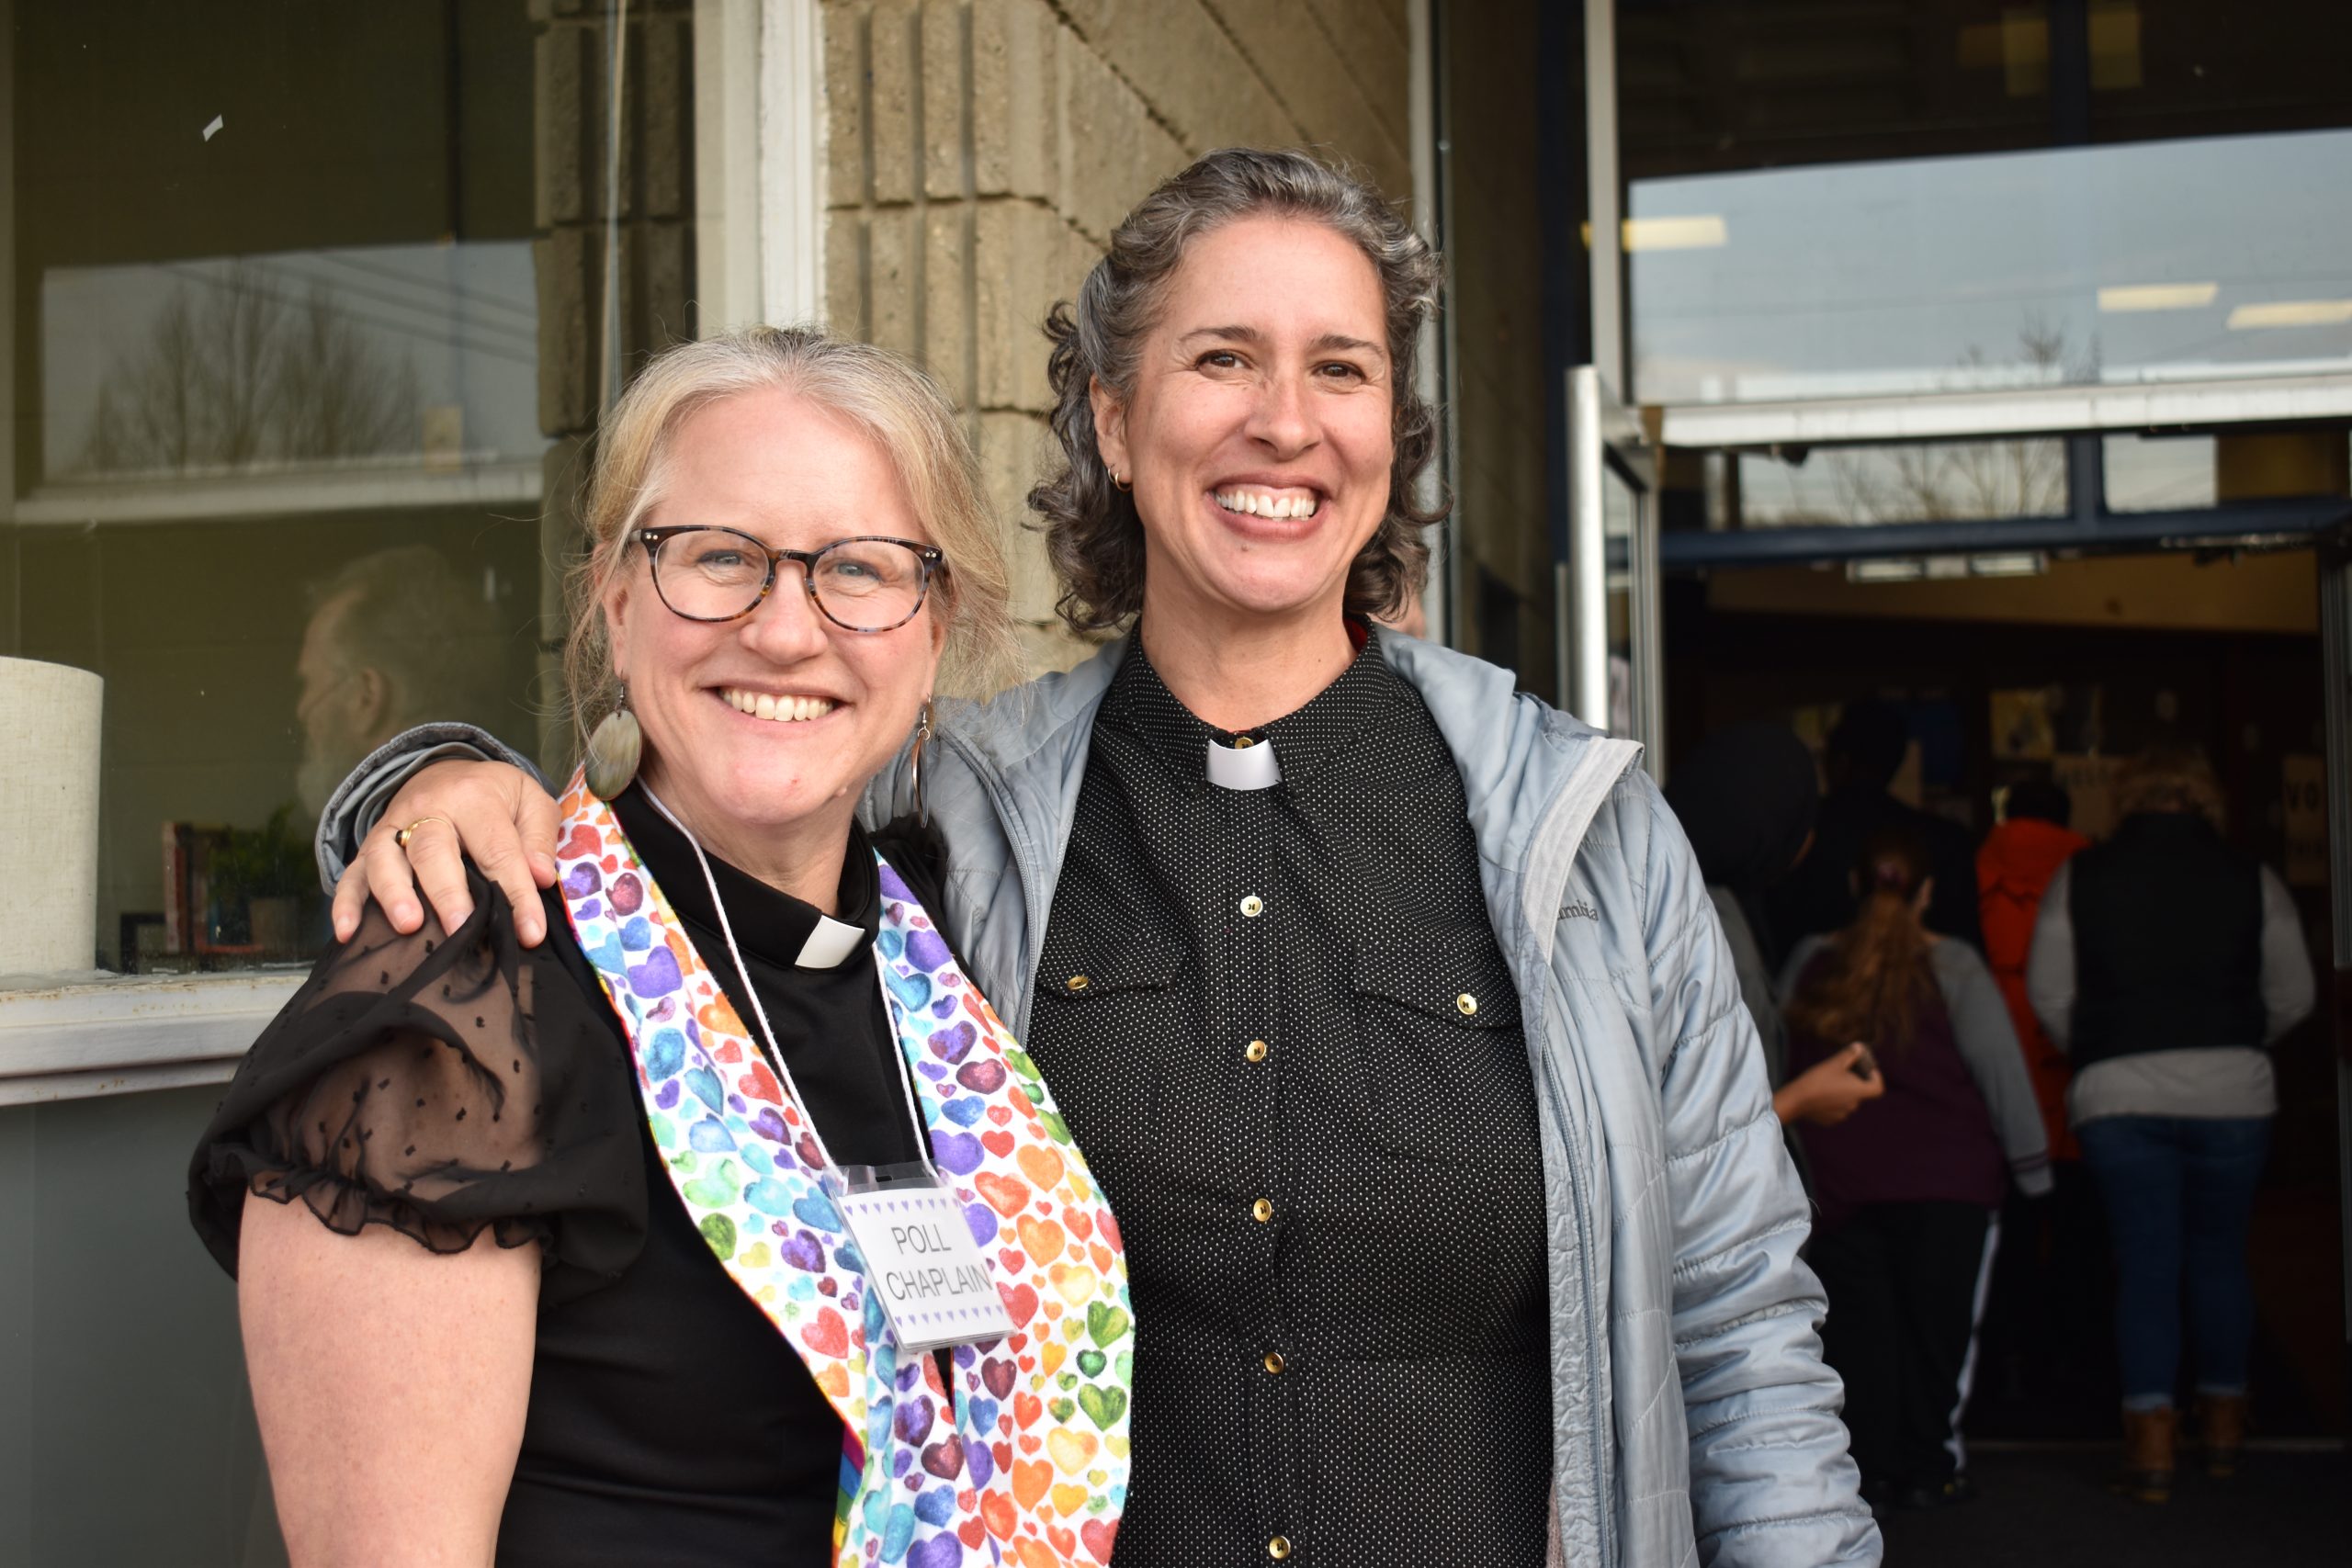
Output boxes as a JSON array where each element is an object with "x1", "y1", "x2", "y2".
[{"x1": 836, "y1": 1177, "x2": 1018, "y2": 1352}]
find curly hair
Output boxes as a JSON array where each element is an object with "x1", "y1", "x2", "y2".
[{"x1": 1029, "y1": 147, "x2": 1448, "y2": 634}]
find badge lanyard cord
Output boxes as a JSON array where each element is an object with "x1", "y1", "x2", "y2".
[{"x1": 639, "y1": 783, "x2": 943, "y2": 1190}]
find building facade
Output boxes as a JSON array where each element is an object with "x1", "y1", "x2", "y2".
[{"x1": 6, "y1": 2, "x2": 2349, "y2": 1560}]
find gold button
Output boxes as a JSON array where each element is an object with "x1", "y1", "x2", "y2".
[
  {"x1": 1239, "y1": 895, "x2": 1264, "y2": 918},
  {"x1": 1268, "y1": 1539, "x2": 1293, "y2": 1561},
  {"x1": 1262, "y1": 1350, "x2": 1286, "y2": 1374},
  {"x1": 1234, "y1": 735, "x2": 1254, "y2": 750},
  {"x1": 1251, "y1": 1198, "x2": 1274, "y2": 1223},
  {"x1": 1245, "y1": 1039, "x2": 1270, "y2": 1063},
  {"x1": 1456, "y1": 992, "x2": 1478, "y2": 1017},
  {"x1": 1066, "y1": 975, "x2": 1090, "y2": 993}
]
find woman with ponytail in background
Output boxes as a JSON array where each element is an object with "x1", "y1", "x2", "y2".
[{"x1": 1781, "y1": 827, "x2": 2052, "y2": 1513}]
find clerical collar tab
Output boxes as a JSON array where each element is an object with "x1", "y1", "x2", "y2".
[
  {"x1": 794, "y1": 915, "x2": 868, "y2": 968},
  {"x1": 1206, "y1": 736, "x2": 1282, "y2": 791}
]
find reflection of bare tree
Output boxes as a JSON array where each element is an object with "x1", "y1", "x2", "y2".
[
  {"x1": 79, "y1": 265, "x2": 418, "y2": 475},
  {"x1": 1762, "y1": 322, "x2": 2086, "y2": 525}
]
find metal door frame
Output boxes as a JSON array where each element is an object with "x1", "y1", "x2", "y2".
[{"x1": 1560, "y1": 364, "x2": 1662, "y2": 761}]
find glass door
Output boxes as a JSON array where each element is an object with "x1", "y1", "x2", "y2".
[
  {"x1": 2318, "y1": 536, "x2": 2352, "y2": 1411},
  {"x1": 1559, "y1": 364, "x2": 1664, "y2": 768}
]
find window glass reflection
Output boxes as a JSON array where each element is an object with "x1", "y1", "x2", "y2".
[
  {"x1": 2103, "y1": 434, "x2": 2217, "y2": 513},
  {"x1": 6, "y1": 0, "x2": 574, "y2": 976},
  {"x1": 45, "y1": 244, "x2": 541, "y2": 482},
  {"x1": 1716, "y1": 440, "x2": 2070, "y2": 529},
  {"x1": 1631, "y1": 129, "x2": 2352, "y2": 405}
]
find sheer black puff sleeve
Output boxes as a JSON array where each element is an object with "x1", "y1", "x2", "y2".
[{"x1": 188, "y1": 862, "x2": 646, "y2": 1304}]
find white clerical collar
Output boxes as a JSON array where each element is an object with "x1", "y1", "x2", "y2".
[
  {"x1": 793, "y1": 914, "x2": 869, "y2": 968},
  {"x1": 1205, "y1": 734, "x2": 1282, "y2": 791}
]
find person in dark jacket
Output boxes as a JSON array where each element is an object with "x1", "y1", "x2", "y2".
[
  {"x1": 1783, "y1": 828, "x2": 2051, "y2": 1511},
  {"x1": 1667, "y1": 721, "x2": 1884, "y2": 1130},
  {"x1": 2028, "y1": 746, "x2": 2314, "y2": 1502},
  {"x1": 1769, "y1": 701, "x2": 1984, "y2": 955}
]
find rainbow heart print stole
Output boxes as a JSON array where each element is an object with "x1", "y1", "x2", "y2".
[{"x1": 553, "y1": 777, "x2": 1136, "y2": 1566}]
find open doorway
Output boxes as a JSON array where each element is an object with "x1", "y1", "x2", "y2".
[{"x1": 1663, "y1": 541, "x2": 2343, "y2": 1446}]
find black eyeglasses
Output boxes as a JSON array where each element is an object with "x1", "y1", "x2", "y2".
[{"x1": 636, "y1": 526, "x2": 944, "y2": 633}]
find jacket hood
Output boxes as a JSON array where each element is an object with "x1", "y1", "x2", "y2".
[{"x1": 1976, "y1": 816, "x2": 2088, "y2": 900}]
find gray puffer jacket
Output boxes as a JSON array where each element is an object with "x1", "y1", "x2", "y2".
[{"x1": 319, "y1": 631, "x2": 1879, "y2": 1567}]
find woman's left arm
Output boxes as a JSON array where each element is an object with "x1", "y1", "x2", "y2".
[
  {"x1": 1939, "y1": 946, "x2": 2052, "y2": 1195},
  {"x1": 241, "y1": 1197, "x2": 537, "y2": 1566},
  {"x1": 1635, "y1": 790, "x2": 1881, "y2": 1566},
  {"x1": 2256, "y1": 865, "x2": 2317, "y2": 1041}
]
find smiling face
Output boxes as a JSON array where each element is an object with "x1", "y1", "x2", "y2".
[
  {"x1": 1091, "y1": 214, "x2": 1395, "y2": 637},
  {"x1": 603, "y1": 386, "x2": 944, "y2": 879}
]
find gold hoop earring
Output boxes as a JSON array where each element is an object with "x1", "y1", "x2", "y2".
[
  {"x1": 1112, "y1": 470, "x2": 1133, "y2": 493},
  {"x1": 908, "y1": 700, "x2": 935, "y2": 826}
]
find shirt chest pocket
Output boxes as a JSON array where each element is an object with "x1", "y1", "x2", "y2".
[
  {"x1": 1024, "y1": 930, "x2": 1192, "y2": 1155},
  {"x1": 1344, "y1": 935, "x2": 1541, "y2": 1168}
]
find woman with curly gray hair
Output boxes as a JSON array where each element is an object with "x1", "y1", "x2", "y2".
[{"x1": 314, "y1": 148, "x2": 1877, "y2": 1567}]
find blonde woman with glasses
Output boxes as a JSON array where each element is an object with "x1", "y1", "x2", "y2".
[{"x1": 191, "y1": 328, "x2": 1134, "y2": 1567}]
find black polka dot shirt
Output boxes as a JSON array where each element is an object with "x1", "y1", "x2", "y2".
[{"x1": 1025, "y1": 631, "x2": 1556, "y2": 1567}]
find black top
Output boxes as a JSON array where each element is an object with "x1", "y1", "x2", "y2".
[
  {"x1": 2067, "y1": 810, "x2": 2266, "y2": 1066},
  {"x1": 1023, "y1": 632, "x2": 1555, "y2": 1568},
  {"x1": 189, "y1": 786, "x2": 943, "y2": 1565},
  {"x1": 1767, "y1": 784, "x2": 1984, "y2": 961}
]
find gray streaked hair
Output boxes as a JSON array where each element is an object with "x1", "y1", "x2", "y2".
[
  {"x1": 1030, "y1": 147, "x2": 1448, "y2": 634},
  {"x1": 562, "y1": 325, "x2": 1022, "y2": 754},
  {"x1": 307, "y1": 545, "x2": 506, "y2": 732}
]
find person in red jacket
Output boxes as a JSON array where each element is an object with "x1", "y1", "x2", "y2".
[
  {"x1": 1973, "y1": 778, "x2": 2099, "y2": 1429},
  {"x1": 1978, "y1": 779, "x2": 2089, "y2": 1162}
]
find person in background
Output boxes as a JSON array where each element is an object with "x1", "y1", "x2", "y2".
[
  {"x1": 1770, "y1": 700, "x2": 1984, "y2": 955},
  {"x1": 295, "y1": 546, "x2": 507, "y2": 820},
  {"x1": 1666, "y1": 721, "x2": 1884, "y2": 1133},
  {"x1": 1973, "y1": 778, "x2": 2102, "y2": 1414},
  {"x1": 2028, "y1": 745, "x2": 2315, "y2": 1503},
  {"x1": 1977, "y1": 779, "x2": 2088, "y2": 1162},
  {"x1": 1782, "y1": 828, "x2": 2052, "y2": 1513}
]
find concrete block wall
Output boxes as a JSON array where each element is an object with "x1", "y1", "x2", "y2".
[
  {"x1": 820, "y1": 0, "x2": 1415, "y2": 676},
  {"x1": 532, "y1": 0, "x2": 698, "y2": 770}
]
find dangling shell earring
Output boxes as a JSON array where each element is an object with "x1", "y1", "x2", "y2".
[
  {"x1": 584, "y1": 686, "x2": 643, "y2": 800},
  {"x1": 909, "y1": 699, "x2": 934, "y2": 825}
]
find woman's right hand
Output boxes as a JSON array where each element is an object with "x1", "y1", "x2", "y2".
[
  {"x1": 1772, "y1": 1043, "x2": 1887, "y2": 1128},
  {"x1": 334, "y1": 760, "x2": 564, "y2": 947}
]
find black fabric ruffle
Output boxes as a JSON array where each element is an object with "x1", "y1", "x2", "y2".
[{"x1": 187, "y1": 862, "x2": 644, "y2": 1304}]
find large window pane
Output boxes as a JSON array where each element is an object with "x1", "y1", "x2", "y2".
[
  {"x1": 5, "y1": 0, "x2": 697, "y2": 981},
  {"x1": 1717, "y1": 438, "x2": 2070, "y2": 529},
  {"x1": 1631, "y1": 130, "x2": 2352, "y2": 405},
  {"x1": 1620, "y1": 0, "x2": 2352, "y2": 406}
]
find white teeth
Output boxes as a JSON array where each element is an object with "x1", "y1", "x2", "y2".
[
  {"x1": 724, "y1": 689, "x2": 835, "y2": 723},
  {"x1": 1215, "y1": 489, "x2": 1317, "y2": 520}
]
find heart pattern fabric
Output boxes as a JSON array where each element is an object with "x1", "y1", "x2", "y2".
[{"x1": 554, "y1": 778, "x2": 1135, "y2": 1564}]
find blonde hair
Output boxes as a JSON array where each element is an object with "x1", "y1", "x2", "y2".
[
  {"x1": 2116, "y1": 744, "x2": 2226, "y2": 826},
  {"x1": 561, "y1": 325, "x2": 1021, "y2": 754}
]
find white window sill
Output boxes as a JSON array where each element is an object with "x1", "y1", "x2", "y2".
[{"x1": 0, "y1": 971, "x2": 304, "y2": 1106}]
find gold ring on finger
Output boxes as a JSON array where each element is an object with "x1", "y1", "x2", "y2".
[{"x1": 395, "y1": 815, "x2": 453, "y2": 850}]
